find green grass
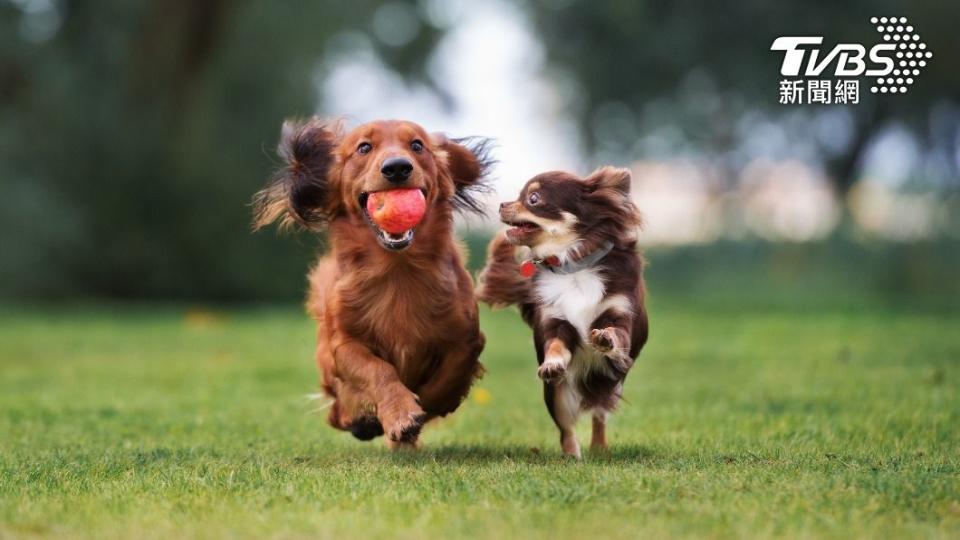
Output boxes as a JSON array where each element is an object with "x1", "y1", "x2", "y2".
[{"x1": 1, "y1": 299, "x2": 958, "y2": 539}]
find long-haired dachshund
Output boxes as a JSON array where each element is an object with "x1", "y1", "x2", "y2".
[
  {"x1": 477, "y1": 167, "x2": 648, "y2": 457},
  {"x1": 253, "y1": 118, "x2": 491, "y2": 448}
]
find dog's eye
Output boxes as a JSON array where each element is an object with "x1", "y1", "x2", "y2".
[
  {"x1": 357, "y1": 142, "x2": 372, "y2": 155},
  {"x1": 528, "y1": 192, "x2": 541, "y2": 205},
  {"x1": 410, "y1": 140, "x2": 424, "y2": 153}
]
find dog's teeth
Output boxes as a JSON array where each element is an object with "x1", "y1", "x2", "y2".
[{"x1": 383, "y1": 230, "x2": 411, "y2": 242}]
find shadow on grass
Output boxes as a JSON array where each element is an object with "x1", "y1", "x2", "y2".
[
  {"x1": 23, "y1": 442, "x2": 907, "y2": 474},
  {"x1": 380, "y1": 443, "x2": 662, "y2": 466},
  {"x1": 282, "y1": 442, "x2": 665, "y2": 467},
  {"x1": 292, "y1": 442, "x2": 859, "y2": 469}
]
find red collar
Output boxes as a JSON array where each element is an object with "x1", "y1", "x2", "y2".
[
  {"x1": 519, "y1": 256, "x2": 561, "y2": 278},
  {"x1": 518, "y1": 241, "x2": 616, "y2": 278}
]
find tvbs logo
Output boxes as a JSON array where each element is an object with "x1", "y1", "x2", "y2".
[{"x1": 771, "y1": 17, "x2": 932, "y2": 104}]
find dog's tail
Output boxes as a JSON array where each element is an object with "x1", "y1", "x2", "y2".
[{"x1": 476, "y1": 232, "x2": 531, "y2": 308}]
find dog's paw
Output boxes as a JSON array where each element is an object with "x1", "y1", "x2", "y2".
[
  {"x1": 377, "y1": 386, "x2": 426, "y2": 445},
  {"x1": 605, "y1": 353, "x2": 633, "y2": 378},
  {"x1": 537, "y1": 360, "x2": 566, "y2": 384},
  {"x1": 561, "y1": 434, "x2": 582, "y2": 459},
  {"x1": 348, "y1": 415, "x2": 384, "y2": 441},
  {"x1": 387, "y1": 411, "x2": 426, "y2": 444},
  {"x1": 589, "y1": 328, "x2": 615, "y2": 353}
]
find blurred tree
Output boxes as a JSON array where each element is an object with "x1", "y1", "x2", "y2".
[
  {"x1": 517, "y1": 0, "x2": 960, "y2": 198},
  {"x1": 2, "y1": 0, "x2": 957, "y2": 301},
  {"x1": 0, "y1": 0, "x2": 442, "y2": 300}
]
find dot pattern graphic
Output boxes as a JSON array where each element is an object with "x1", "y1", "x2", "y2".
[{"x1": 868, "y1": 16, "x2": 931, "y2": 95}]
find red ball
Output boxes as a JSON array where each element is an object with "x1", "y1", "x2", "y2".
[{"x1": 366, "y1": 188, "x2": 426, "y2": 234}]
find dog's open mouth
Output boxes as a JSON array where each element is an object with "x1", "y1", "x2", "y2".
[
  {"x1": 359, "y1": 191, "x2": 423, "y2": 251},
  {"x1": 504, "y1": 219, "x2": 542, "y2": 241}
]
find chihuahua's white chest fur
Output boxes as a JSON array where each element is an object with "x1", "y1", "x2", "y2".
[
  {"x1": 535, "y1": 267, "x2": 614, "y2": 384},
  {"x1": 535, "y1": 268, "x2": 606, "y2": 340}
]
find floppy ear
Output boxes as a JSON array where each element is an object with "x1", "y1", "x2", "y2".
[
  {"x1": 252, "y1": 118, "x2": 339, "y2": 231},
  {"x1": 585, "y1": 166, "x2": 631, "y2": 196},
  {"x1": 431, "y1": 133, "x2": 495, "y2": 214}
]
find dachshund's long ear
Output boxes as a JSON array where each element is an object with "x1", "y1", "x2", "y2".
[
  {"x1": 432, "y1": 133, "x2": 495, "y2": 215},
  {"x1": 252, "y1": 118, "x2": 340, "y2": 231}
]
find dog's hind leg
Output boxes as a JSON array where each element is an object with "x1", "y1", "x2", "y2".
[
  {"x1": 415, "y1": 332, "x2": 485, "y2": 419},
  {"x1": 537, "y1": 319, "x2": 582, "y2": 457},
  {"x1": 544, "y1": 380, "x2": 582, "y2": 458},
  {"x1": 590, "y1": 410, "x2": 608, "y2": 452}
]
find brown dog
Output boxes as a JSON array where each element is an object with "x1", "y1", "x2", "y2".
[
  {"x1": 253, "y1": 118, "x2": 491, "y2": 448},
  {"x1": 477, "y1": 167, "x2": 648, "y2": 457}
]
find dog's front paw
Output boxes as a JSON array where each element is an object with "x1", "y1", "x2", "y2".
[
  {"x1": 537, "y1": 360, "x2": 566, "y2": 384},
  {"x1": 378, "y1": 388, "x2": 427, "y2": 445},
  {"x1": 387, "y1": 410, "x2": 426, "y2": 445},
  {"x1": 589, "y1": 328, "x2": 616, "y2": 353}
]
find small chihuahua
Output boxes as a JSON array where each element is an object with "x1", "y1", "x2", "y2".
[{"x1": 477, "y1": 166, "x2": 648, "y2": 458}]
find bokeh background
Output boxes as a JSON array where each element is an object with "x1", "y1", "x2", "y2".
[
  {"x1": 2, "y1": 0, "x2": 959, "y2": 305},
  {"x1": 2, "y1": 4, "x2": 959, "y2": 537}
]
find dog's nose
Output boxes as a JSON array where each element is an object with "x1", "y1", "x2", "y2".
[
  {"x1": 499, "y1": 202, "x2": 507, "y2": 211},
  {"x1": 381, "y1": 157, "x2": 413, "y2": 184}
]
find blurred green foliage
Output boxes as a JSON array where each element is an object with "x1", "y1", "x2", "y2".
[
  {"x1": 1, "y1": 0, "x2": 957, "y2": 302},
  {"x1": 521, "y1": 0, "x2": 960, "y2": 194},
  {"x1": 463, "y1": 233, "x2": 960, "y2": 310},
  {"x1": 0, "y1": 0, "x2": 441, "y2": 300}
]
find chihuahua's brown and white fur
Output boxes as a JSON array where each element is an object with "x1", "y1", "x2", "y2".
[{"x1": 477, "y1": 167, "x2": 648, "y2": 457}]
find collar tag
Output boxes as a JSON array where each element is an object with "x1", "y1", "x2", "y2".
[{"x1": 519, "y1": 260, "x2": 537, "y2": 278}]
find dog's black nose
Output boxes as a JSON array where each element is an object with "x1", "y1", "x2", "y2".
[
  {"x1": 381, "y1": 157, "x2": 413, "y2": 183},
  {"x1": 499, "y1": 202, "x2": 508, "y2": 211}
]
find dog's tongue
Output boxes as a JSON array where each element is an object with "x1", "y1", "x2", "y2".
[{"x1": 366, "y1": 188, "x2": 426, "y2": 234}]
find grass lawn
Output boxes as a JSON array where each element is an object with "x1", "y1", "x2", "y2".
[{"x1": 0, "y1": 298, "x2": 958, "y2": 539}]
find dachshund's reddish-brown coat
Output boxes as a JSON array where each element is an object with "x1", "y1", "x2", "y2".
[{"x1": 254, "y1": 119, "x2": 491, "y2": 448}]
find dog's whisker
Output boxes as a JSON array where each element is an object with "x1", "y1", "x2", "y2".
[
  {"x1": 305, "y1": 402, "x2": 334, "y2": 415},
  {"x1": 303, "y1": 393, "x2": 334, "y2": 415}
]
